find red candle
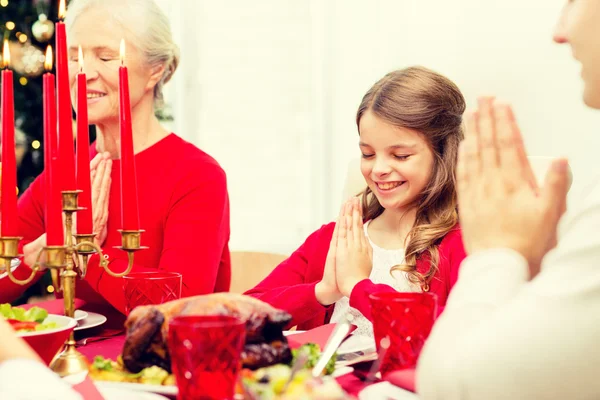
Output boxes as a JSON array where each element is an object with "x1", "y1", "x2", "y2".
[
  {"x1": 118, "y1": 39, "x2": 140, "y2": 231},
  {"x1": 75, "y1": 46, "x2": 93, "y2": 234},
  {"x1": 55, "y1": 0, "x2": 76, "y2": 192},
  {"x1": 43, "y1": 46, "x2": 64, "y2": 246},
  {"x1": 1, "y1": 40, "x2": 18, "y2": 237}
]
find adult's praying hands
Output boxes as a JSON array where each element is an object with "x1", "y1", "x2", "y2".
[{"x1": 457, "y1": 97, "x2": 570, "y2": 278}]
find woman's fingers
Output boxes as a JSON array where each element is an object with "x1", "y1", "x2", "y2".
[
  {"x1": 91, "y1": 160, "x2": 106, "y2": 220},
  {"x1": 96, "y1": 160, "x2": 112, "y2": 215},
  {"x1": 100, "y1": 177, "x2": 111, "y2": 226},
  {"x1": 89, "y1": 153, "x2": 104, "y2": 172}
]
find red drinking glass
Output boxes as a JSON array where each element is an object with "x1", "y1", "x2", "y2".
[
  {"x1": 123, "y1": 271, "x2": 182, "y2": 315},
  {"x1": 369, "y1": 292, "x2": 437, "y2": 376},
  {"x1": 168, "y1": 315, "x2": 246, "y2": 400}
]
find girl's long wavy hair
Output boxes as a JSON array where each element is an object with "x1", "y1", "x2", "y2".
[{"x1": 357, "y1": 66, "x2": 465, "y2": 290}]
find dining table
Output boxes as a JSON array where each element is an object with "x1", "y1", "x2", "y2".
[{"x1": 27, "y1": 298, "x2": 418, "y2": 399}]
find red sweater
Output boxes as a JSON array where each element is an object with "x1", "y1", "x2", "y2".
[
  {"x1": 2, "y1": 134, "x2": 231, "y2": 313},
  {"x1": 245, "y1": 222, "x2": 466, "y2": 330}
]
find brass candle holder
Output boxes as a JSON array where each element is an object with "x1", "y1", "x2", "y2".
[{"x1": 0, "y1": 190, "x2": 146, "y2": 377}]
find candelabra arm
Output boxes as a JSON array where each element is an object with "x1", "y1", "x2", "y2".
[
  {"x1": 2, "y1": 256, "x2": 39, "y2": 286},
  {"x1": 73, "y1": 239, "x2": 103, "y2": 255},
  {"x1": 101, "y1": 251, "x2": 134, "y2": 278},
  {"x1": 0, "y1": 236, "x2": 38, "y2": 286}
]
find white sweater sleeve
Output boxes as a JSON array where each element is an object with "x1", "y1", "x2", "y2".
[
  {"x1": 0, "y1": 359, "x2": 83, "y2": 400},
  {"x1": 417, "y1": 182, "x2": 600, "y2": 400}
]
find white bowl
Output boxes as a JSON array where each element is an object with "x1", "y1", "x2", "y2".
[{"x1": 15, "y1": 314, "x2": 77, "y2": 364}]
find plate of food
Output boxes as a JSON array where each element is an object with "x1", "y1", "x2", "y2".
[
  {"x1": 285, "y1": 330, "x2": 376, "y2": 357},
  {"x1": 90, "y1": 355, "x2": 177, "y2": 397},
  {"x1": 241, "y1": 363, "x2": 348, "y2": 399},
  {"x1": 89, "y1": 293, "x2": 348, "y2": 398},
  {"x1": 1, "y1": 303, "x2": 77, "y2": 364}
]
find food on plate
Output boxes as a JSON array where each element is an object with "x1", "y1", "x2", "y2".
[
  {"x1": 241, "y1": 364, "x2": 348, "y2": 400},
  {"x1": 0, "y1": 303, "x2": 57, "y2": 332},
  {"x1": 292, "y1": 343, "x2": 336, "y2": 376},
  {"x1": 90, "y1": 343, "x2": 336, "y2": 389},
  {"x1": 89, "y1": 356, "x2": 176, "y2": 386},
  {"x1": 121, "y1": 293, "x2": 293, "y2": 373}
]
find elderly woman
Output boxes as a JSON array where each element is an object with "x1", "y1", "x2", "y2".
[{"x1": 1, "y1": 0, "x2": 231, "y2": 315}]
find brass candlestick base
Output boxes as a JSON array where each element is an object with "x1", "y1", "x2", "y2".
[
  {"x1": 49, "y1": 342, "x2": 91, "y2": 378},
  {"x1": 0, "y1": 190, "x2": 146, "y2": 377}
]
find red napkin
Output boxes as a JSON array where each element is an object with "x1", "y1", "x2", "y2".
[
  {"x1": 71, "y1": 375, "x2": 106, "y2": 400},
  {"x1": 384, "y1": 368, "x2": 416, "y2": 392},
  {"x1": 20, "y1": 298, "x2": 86, "y2": 315},
  {"x1": 286, "y1": 323, "x2": 356, "y2": 350}
]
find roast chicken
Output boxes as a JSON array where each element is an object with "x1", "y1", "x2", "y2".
[{"x1": 121, "y1": 293, "x2": 293, "y2": 373}]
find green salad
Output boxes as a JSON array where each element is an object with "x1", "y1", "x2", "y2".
[
  {"x1": 291, "y1": 343, "x2": 336, "y2": 375},
  {"x1": 0, "y1": 303, "x2": 58, "y2": 332}
]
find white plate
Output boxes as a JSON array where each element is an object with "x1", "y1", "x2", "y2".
[
  {"x1": 284, "y1": 331, "x2": 375, "y2": 356},
  {"x1": 74, "y1": 310, "x2": 89, "y2": 322},
  {"x1": 359, "y1": 381, "x2": 419, "y2": 400},
  {"x1": 331, "y1": 366, "x2": 353, "y2": 378},
  {"x1": 338, "y1": 334, "x2": 376, "y2": 355},
  {"x1": 74, "y1": 311, "x2": 107, "y2": 332},
  {"x1": 98, "y1": 386, "x2": 171, "y2": 400},
  {"x1": 96, "y1": 381, "x2": 177, "y2": 398}
]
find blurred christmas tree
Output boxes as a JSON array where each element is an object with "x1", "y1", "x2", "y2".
[
  {"x1": 2, "y1": 0, "x2": 62, "y2": 304},
  {"x1": 1, "y1": 0, "x2": 60, "y2": 193}
]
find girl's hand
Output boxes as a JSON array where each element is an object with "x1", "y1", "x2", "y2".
[
  {"x1": 336, "y1": 197, "x2": 373, "y2": 297},
  {"x1": 315, "y1": 204, "x2": 345, "y2": 305}
]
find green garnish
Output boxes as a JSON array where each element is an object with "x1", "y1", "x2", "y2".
[
  {"x1": 291, "y1": 343, "x2": 336, "y2": 375},
  {"x1": 25, "y1": 306, "x2": 48, "y2": 323},
  {"x1": 93, "y1": 356, "x2": 114, "y2": 371},
  {"x1": 0, "y1": 303, "x2": 48, "y2": 323}
]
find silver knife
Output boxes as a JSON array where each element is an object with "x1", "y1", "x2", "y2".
[{"x1": 312, "y1": 316, "x2": 352, "y2": 378}]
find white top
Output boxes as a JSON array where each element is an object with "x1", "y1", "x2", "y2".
[
  {"x1": 330, "y1": 221, "x2": 420, "y2": 336},
  {"x1": 0, "y1": 359, "x2": 83, "y2": 400},
  {"x1": 417, "y1": 175, "x2": 600, "y2": 400}
]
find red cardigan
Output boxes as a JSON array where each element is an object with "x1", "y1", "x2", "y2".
[
  {"x1": 245, "y1": 222, "x2": 466, "y2": 330},
  {"x1": 2, "y1": 134, "x2": 231, "y2": 314}
]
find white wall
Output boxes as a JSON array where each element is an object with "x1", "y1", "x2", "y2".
[{"x1": 157, "y1": 0, "x2": 600, "y2": 255}]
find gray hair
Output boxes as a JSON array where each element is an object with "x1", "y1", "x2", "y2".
[{"x1": 65, "y1": 0, "x2": 180, "y2": 108}]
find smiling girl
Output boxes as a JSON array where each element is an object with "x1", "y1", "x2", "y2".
[{"x1": 246, "y1": 66, "x2": 467, "y2": 335}]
